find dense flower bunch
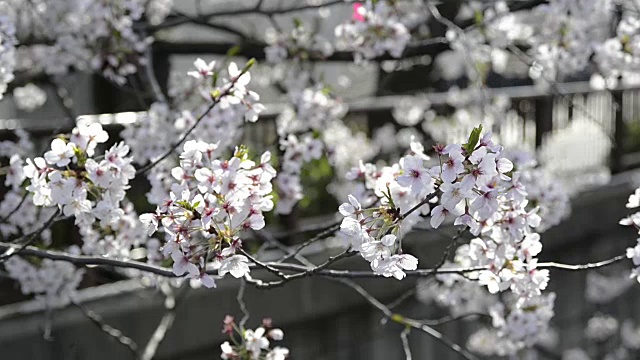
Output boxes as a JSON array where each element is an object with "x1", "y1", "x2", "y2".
[
  {"x1": 121, "y1": 102, "x2": 177, "y2": 166},
  {"x1": 335, "y1": 1, "x2": 411, "y2": 62},
  {"x1": 340, "y1": 127, "x2": 556, "y2": 353},
  {"x1": 0, "y1": 130, "x2": 56, "y2": 242},
  {"x1": 7, "y1": 0, "x2": 154, "y2": 85},
  {"x1": 0, "y1": 14, "x2": 16, "y2": 100},
  {"x1": 275, "y1": 82, "x2": 346, "y2": 214},
  {"x1": 140, "y1": 141, "x2": 276, "y2": 288},
  {"x1": 23, "y1": 122, "x2": 135, "y2": 227},
  {"x1": 417, "y1": 270, "x2": 495, "y2": 317},
  {"x1": 78, "y1": 201, "x2": 148, "y2": 259},
  {"x1": 528, "y1": 0, "x2": 612, "y2": 83},
  {"x1": 264, "y1": 21, "x2": 334, "y2": 64},
  {"x1": 465, "y1": 293, "x2": 555, "y2": 356},
  {"x1": 4, "y1": 247, "x2": 85, "y2": 309},
  {"x1": 124, "y1": 59, "x2": 264, "y2": 168},
  {"x1": 220, "y1": 316, "x2": 289, "y2": 360},
  {"x1": 593, "y1": 7, "x2": 640, "y2": 88},
  {"x1": 505, "y1": 149, "x2": 571, "y2": 232},
  {"x1": 337, "y1": 140, "x2": 434, "y2": 279}
]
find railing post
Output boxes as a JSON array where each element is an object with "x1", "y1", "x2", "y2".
[
  {"x1": 534, "y1": 96, "x2": 553, "y2": 148},
  {"x1": 610, "y1": 90, "x2": 625, "y2": 173}
]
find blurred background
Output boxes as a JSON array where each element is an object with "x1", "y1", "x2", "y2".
[{"x1": 1, "y1": 1, "x2": 640, "y2": 359}]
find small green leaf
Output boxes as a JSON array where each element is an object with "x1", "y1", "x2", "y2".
[
  {"x1": 391, "y1": 313, "x2": 405, "y2": 323},
  {"x1": 463, "y1": 124, "x2": 483, "y2": 154},
  {"x1": 242, "y1": 58, "x2": 256, "y2": 73},
  {"x1": 293, "y1": 17, "x2": 303, "y2": 28},
  {"x1": 226, "y1": 45, "x2": 241, "y2": 57},
  {"x1": 474, "y1": 10, "x2": 484, "y2": 25}
]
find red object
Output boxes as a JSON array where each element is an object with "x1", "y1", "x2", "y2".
[{"x1": 352, "y1": 3, "x2": 365, "y2": 22}]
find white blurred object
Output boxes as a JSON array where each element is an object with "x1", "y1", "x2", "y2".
[
  {"x1": 13, "y1": 83, "x2": 47, "y2": 111},
  {"x1": 538, "y1": 118, "x2": 612, "y2": 194}
]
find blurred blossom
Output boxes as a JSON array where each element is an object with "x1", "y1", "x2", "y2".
[{"x1": 13, "y1": 83, "x2": 47, "y2": 111}]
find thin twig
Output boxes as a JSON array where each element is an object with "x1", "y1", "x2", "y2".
[
  {"x1": 386, "y1": 288, "x2": 417, "y2": 310},
  {"x1": 0, "y1": 191, "x2": 28, "y2": 225},
  {"x1": 237, "y1": 279, "x2": 250, "y2": 328},
  {"x1": 401, "y1": 327, "x2": 412, "y2": 360},
  {"x1": 148, "y1": 1, "x2": 347, "y2": 31},
  {"x1": 252, "y1": 229, "x2": 315, "y2": 267},
  {"x1": 420, "y1": 312, "x2": 490, "y2": 326},
  {"x1": 139, "y1": 284, "x2": 190, "y2": 360},
  {"x1": 279, "y1": 223, "x2": 341, "y2": 262},
  {"x1": 73, "y1": 301, "x2": 138, "y2": 356},
  {"x1": 333, "y1": 278, "x2": 479, "y2": 360},
  {"x1": 0, "y1": 210, "x2": 60, "y2": 262}
]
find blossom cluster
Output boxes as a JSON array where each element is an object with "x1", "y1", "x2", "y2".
[
  {"x1": 0, "y1": 130, "x2": 58, "y2": 243},
  {"x1": 140, "y1": 141, "x2": 276, "y2": 288},
  {"x1": 505, "y1": 149, "x2": 571, "y2": 232},
  {"x1": 220, "y1": 316, "x2": 289, "y2": 360},
  {"x1": 264, "y1": 21, "x2": 334, "y2": 64},
  {"x1": 275, "y1": 82, "x2": 346, "y2": 214},
  {"x1": 337, "y1": 140, "x2": 435, "y2": 279},
  {"x1": 4, "y1": 246, "x2": 85, "y2": 309},
  {"x1": 124, "y1": 59, "x2": 264, "y2": 166},
  {"x1": 12, "y1": 83, "x2": 47, "y2": 112},
  {"x1": 339, "y1": 127, "x2": 556, "y2": 353},
  {"x1": 593, "y1": 8, "x2": 640, "y2": 88},
  {"x1": 0, "y1": 14, "x2": 16, "y2": 100},
  {"x1": 335, "y1": 1, "x2": 411, "y2": 63},
  {"x1": 528, "y1": 0, "x2": 612, "y2": 83},
  {"x1": 23, "y1": 122, "x2": 135, "y2": 229},
  {"x1": 7, "y1": 0, "x2": 158, "y2": 85}
]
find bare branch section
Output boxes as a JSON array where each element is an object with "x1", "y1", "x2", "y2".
[
  {"x1": 333, "y1": 278, "x2": 479, "y2": 360},
  {"x1": 139, "y1": 284, "x2": 190, "y2": 360},
  {"x1": 73, "y1": 301, "x2": 139, "y2": 356}
]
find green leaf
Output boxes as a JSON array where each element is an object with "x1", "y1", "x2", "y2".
[
  {"x1": 242, "y1": 58, "x2": 256, "y2": 73},
  {"x1": 474, "y1": 10, "x2": 484, "y2": 25},
  {"x1": 293, "y1": 17, "x2": 303, "y2": 28},
  {"x1": 463, "y1": 125, "x2": 483, "y2": 154},
  {"x1": 226, "y1": 45, "x2": 241, "y2": 57}
]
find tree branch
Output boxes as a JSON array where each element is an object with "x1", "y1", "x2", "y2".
[
  {"x1": 139, "y1": 283, "x2": 190, "y2": 360},
  {"x1": 73, "y1": 301, "x2": 138, "y2": 356},
  {"x1": 333, "y1": 278, "x2": 479, "y2": 360},
  {"x1": 147, "y1": 1, "x2": 347, "y2": 32},
  {"x1": 0, "y1": 241, "x2": 628, "y2": 279}
]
